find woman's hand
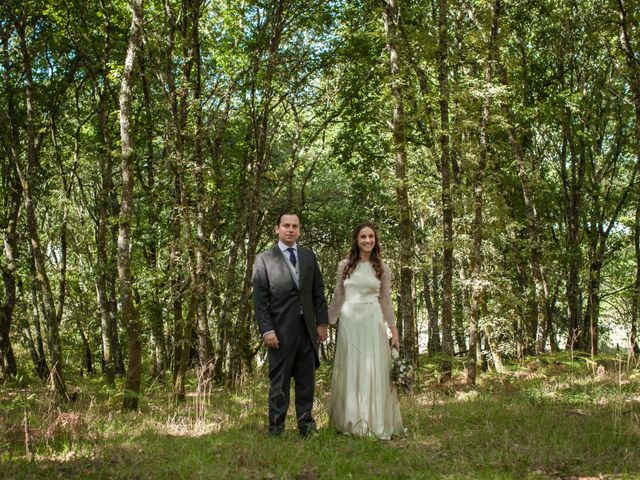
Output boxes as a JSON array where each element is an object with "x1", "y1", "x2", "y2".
[
  {"x1": 317, "y1": 325, "x2": 328, "y2": 343},
  {"x1": 389, "y1": 325, "x2": 400, "y2": 350}
]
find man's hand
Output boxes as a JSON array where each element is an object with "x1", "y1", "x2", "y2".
[
  {"x1": 317, "y1": 325, "x2": 328, "y2": 343},
  {"x1": 263, "y1": 331, "x2": 279, "y2": 349}
]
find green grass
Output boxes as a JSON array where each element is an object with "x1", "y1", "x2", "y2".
[{"x1": 1, "y1": 355, "x2": 639, "y2": 479}]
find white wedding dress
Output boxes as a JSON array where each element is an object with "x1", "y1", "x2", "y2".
[{"x1": 328, "y1": 260, "x2": 403, "y2": 439}]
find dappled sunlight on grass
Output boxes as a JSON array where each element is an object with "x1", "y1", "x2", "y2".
[
  {"x1": 150, "y1": 412, "x2": 228, "y2": 437},
  {"x1": 2, "y1": 354, "x2": 640, "y2": 479}
]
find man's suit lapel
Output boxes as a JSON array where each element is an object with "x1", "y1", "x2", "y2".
[{"x1": 297, "y1": 247, "x2": 307, "y2": 289}]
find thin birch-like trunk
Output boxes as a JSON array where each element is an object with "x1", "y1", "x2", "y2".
[
  {"x1": 382, "y1": 0, "x2": 416, "y2": 363},
  {"x1": 118, "y1": 0, "x2": 144, "y2": 411},
  {"x1": 15, "y1": 15, "x2": 68, "y2": 400},
  {"x1": 438, "y1": 0, "x2": 454, "y2": 382}
]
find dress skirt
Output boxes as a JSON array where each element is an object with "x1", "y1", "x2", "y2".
[{"x1": 329, "y1": 293, "x2": 403, "y2": 439}]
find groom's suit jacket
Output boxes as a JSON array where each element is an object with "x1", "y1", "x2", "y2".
[{"x1": 252, "y1": 244, "x2": 328, "y2": 371}]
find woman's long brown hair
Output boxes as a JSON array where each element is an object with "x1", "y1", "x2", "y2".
[{"x1": 342, "y1": 223, "x2": 384, "y2": 280}]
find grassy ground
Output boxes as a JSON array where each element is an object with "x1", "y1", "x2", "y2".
[{"x1": 1, "y1": 353, "x2": 639, "y2": 479}]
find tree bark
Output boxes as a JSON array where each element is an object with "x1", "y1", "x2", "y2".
[
  {"x1": 561, "y1": 117, "x2": 585, "y2": 351},
  {"x1": 423, "y1": 264, "x2": 441, "y2": 354},
  {"x1": 0, "y1": 26, "x2": 21, "y2": 379},
  {"x1": 189, "y1": 0, "x2": 214, "y2": 378},
  {"x1": 169, "y1": 210, "x2": 184, "y2": 385},
  {"x1": 26, "y1": 260, "x2": 49, "y2": 380},
  {"x1": 96, "y1": 94, "x2": 116, "y2": 385},
  {"x1": 468, "y1": 0, "x2": 500, "y2": 385},
  {"x1": 511, "y1": 133, "x2": 550, "y2": 355},
  {"x1": 228, "y1": 0, "x2": 287, "y2": 385},
  {"x1": 174, "y1": 293, "x2": 197, "y2": 401},
  {"x1": 93, "y1": 0, "x2": 124, "y2": 384},
  {"x1": 76, "y1": 316, "x2": 94, "y2": 375},
  {"x1": 584, "y1": 235, "x2": 603, "y2": 356},
  {"x1": 634, "y1": 200, "x2": 640, "y2": 357},
  {"x1": 162, "y1": 0, "x2": 210, "y2": 394},
  {"x1": 212, "y1": 156, "x2": 249, "y2": 383},
  {"x1": 438, "y1": 0, "x2": 454, "y2": 382},
  {"x1": 454, "y1": 266, "x2": 467, "y2": 353},
  {"x1": 118, "y1": 0, "x2": 144, "y2": 411},
  {"x1": 581, "y1": 89, "x2": 637, "y2": 357},
  {"x1": 21, "y1": 320, "x2": 44, "y2": 380},
  {"x1": 15, "y1": 14, "x2": 68, "y2": 400},
  {"x1": 382, "y1": 0, "x2": 417, "y2": 363},
  {"x1": 617, "y1": 0, "x2": 640, "y2": 357},
  {"x1": 493, "y1": 17, "x2": 551, "y2": 356},
  {"x1": 139, "y1": 52, "x2": 166, "y2": 382}
]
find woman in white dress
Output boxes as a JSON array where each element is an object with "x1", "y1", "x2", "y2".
[{"x1": 328, "y1": 223, "x2": 403, "y2": 439}]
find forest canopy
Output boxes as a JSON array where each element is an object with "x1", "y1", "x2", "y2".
[{"x1": 1, "y1": 0, "x2": 639, "y2": 407}]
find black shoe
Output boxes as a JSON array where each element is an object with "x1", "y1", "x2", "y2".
[
  {"x1": 299, "y1": 422, "x2": 318, "y2": 438},
  {"x1": 300, "y1": 428, "x2": 319, "y2": 439},
  {"x1": 298, "y1": 411, "x2": 316, "y2": 438},
  {"x1": 269, "y1": 426, "x2": 284, "y2": 437}
]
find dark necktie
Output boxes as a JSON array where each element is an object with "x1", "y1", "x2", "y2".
[{"x1": 286, "y1": 247, "x2": 297, "y2": 267}]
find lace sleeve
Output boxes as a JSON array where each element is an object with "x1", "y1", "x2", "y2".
[
  {"x1": 328, "y1": 260, "x2": 347, "y2": 325},
  {"x1": 379, "y1": 263, "x2": 395, "y2": 327}
]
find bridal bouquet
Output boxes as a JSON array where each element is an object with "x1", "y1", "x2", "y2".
[{"x1": 391, "y1": 347, "x2": 415, "y2": 394}]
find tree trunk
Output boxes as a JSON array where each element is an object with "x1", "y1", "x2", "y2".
[
  {"x1": 617, "y1": 0, "x2": 640, "y2": 357},
  {"x1": 566, "y1": 148, "x2": 584, "y2": 351},
  {"x1": 212, "y1": 214, "x2": 244, "y2": 383},
  {"x1": 15, "y1": 15, "x2": 68, "y2": 400},
  {"x1": 94, "y1": 1, "x2": 123, "y2": 383},
  {"x1": 494, "y1": 18, "x2": 550, "y2": 356},
  {"x1": 162, "y1": 0, "x2": 212, "y2": 391},
  {"x1": 454, "y1": 266, "x2": 467, "y2": 353},
  {"x1": 506, "y1": 123, "x2": 550, "y2": 355},
  {"x1": 118, "y1": 0, "x2": 144, "y2": 411},
  {"x1": 26, "y1": 265, "x2": 49, "y2": 380},
  {"x1": 582, "y1": 162, "x2": 636, "y2": 357},
  {"x1": 0, "y1": 322, "x2": 16, "y2": 379},
  {"x1": 148, "y1": 292, "x2": 166, "y2": 381},
  {"x1": 170, "y1": 167, "x2": 197, "y2": 399},
  {"x1": 230, "y1": 126, "x2": 267, "y2": 385},
  {"x1": 559, "y1": 101, "x2": 586, "y2": 352},
  {"x1": 382, "y1": 0, "x2": 416, "y2": 363},
  {"x1": 139, "y1": 53, "x2": 166, "y2": 382},
  {"x1": 423, "y1": 266, "x2": 441, "y2": 354},
  {"x1": 20, "y1": 320, "x2": 42, "y2": 378},
  {"x1": 468, "y1": 0, "x2": 500, "y2": 384},
  {"x1": 482, "y1": 320, "x2": 505, "y2": 373},
  {"x1": 0, "y1": 308, "x2": 17, "y2": 379},
  {"x1": 0, "y1": 158, "x2": 20, "y2": 381},
  {"x1": 169, "y1": 211, "x2": 184, "y2": 384},
  {"x1": 228, "y1": 0, "x2": 286, "y2": 385},
  {"x1": 95, "y1": 135, "x2": 115, "y2": 384},
  {"x1": 547, "y1": 281, "x2": 560, "y2": 353},
  {"x1": 190, "y1": 0, "x2": 214, "y2": 377},
  {"x1": 633, "y1": 200, "x2": 640, "y2": 356},
  {"x1": 513, "y1": 253, "x2": 536, "y2": 356},
  {"x1": 174, "y1": 293, "x2": 197, "y2": 401},
  {"x1": 584, "y1": 244, "x2": 602, "y2": 357},
  {"x1": 437, "y1": 0, "x2": 454, "y2": 382},
  {"x1": 0, "y1": 28, "x2": 21, "y2": 379},
  {"x1": 76, "y1": 317, "x2": 94, "y2": 375}
]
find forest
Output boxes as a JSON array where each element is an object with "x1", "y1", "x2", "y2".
[{"x1": 1, "y1": 0, "x2": 640, "y2": 478}]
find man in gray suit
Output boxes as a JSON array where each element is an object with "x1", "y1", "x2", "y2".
[{"x1": 252, "y1": 212, "x2": 328, "y2": 437}]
